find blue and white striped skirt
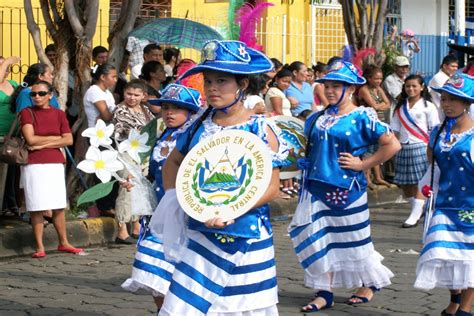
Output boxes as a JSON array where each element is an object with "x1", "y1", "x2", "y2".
[
  {"x1": 159, "y1": 228, "x2": 278, "y2": 316},
  {"x1": 415, "y1": 209, "x2": 474, "y2": 290},
  {"x1": 289, "y1": 191, "x2": 394, "y2": 291},
  {"x1": 394, "y1": 142, "x2": 429, "y2": 185},
  {"x1": 121, "y1": 229, "x2": 175, "y2": 297}
]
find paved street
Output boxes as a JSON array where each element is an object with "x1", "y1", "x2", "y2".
[{"x1": 0, "y1": 202, "x2": 448, "y2": 316}]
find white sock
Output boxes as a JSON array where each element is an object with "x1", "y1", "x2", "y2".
[{"x1": 404, "y1": 199, "x2": 425, "y2": 225}]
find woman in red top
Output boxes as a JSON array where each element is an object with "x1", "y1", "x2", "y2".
[{"x1": 20, "y1": 81, "x2": 82, "y2": 258}]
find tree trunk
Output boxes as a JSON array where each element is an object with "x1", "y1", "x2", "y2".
[
  {"x1": 108, "y1": 0, "x2": 142, "y2": 70},
  {"x1": 373, "y1": 0, "x2": 388, "y2": 52}
]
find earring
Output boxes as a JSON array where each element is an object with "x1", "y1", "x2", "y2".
[{"x1": 235, "y1": 89, "x2": 241, "y2": 99}]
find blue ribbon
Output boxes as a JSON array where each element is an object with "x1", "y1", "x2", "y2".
[
  {"x1": 212, "y1": 90, "x2": 244, "y2": 113},
  {"x1": 444, "y1": 112, "x2": 466, "y2": 142}
]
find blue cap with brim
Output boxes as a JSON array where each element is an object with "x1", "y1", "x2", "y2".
[
  {"x1": 316, "y1": 61, "x2": 366, "y2": 85},
  {"x1": 431, "y1": 73, "x2": 474, "y2": 103},
  {"x1": 148, "y1": 83, "x2": 201, "y2": 113},
  {"x1": 178, "y1": 40, "x2": 274, "y2": 79}
]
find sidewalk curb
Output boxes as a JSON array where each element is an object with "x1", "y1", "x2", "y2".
[
  {"x1": 0, "y1": 218, "x2": 117, "y2": 259},
  {"x1": 0, "y1": 187, "x2": 403, "y2": 259}
]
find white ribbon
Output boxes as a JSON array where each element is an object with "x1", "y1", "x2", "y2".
[{"x1": 149, "y1": 189, "x2": 188, "y2": 262}]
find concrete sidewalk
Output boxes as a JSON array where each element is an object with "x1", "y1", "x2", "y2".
[{"x1": 0, "y1": 187, "x2": 405, "y2": 259}]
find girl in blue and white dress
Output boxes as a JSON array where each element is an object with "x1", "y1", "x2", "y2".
[
  {"x1": 155, "y1": 40, "x2": 287, "y2": 316},
  {"x1": 289, "y1": 61, "x2": 401, "y2": 312},
  {"x1": 121, "y1": 84, "x2": 202, "y2": 311},
  {"x1": 415, "y1": 73, "x2": 474, "y2": 316}
]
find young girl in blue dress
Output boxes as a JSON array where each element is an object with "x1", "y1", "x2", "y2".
[
  {"x1": 289, "y1": 61, "x2": 401, "y2": 312},
  {"x1": 121, "y1": 84, "x2": 202, "y2": 312},
  {"x1": 414, "y1": 73, "x2": 474, "y2": 316},
  {"x1": 156, "y1": 40, "x2": 287, "y2": 315}
]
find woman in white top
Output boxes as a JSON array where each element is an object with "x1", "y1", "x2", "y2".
[
  {"x1": 83, "y1": 64, "x2": 117, "y2": 127},
  {"x1": 390, "y1": 74, "x2": 440, "y2": 228},
  {"x1": 265, "y1": 67, "x2": 292, "y2": 116},
  {"x1": 83, "y1": 64, "x2": 118, "y2": 218}
]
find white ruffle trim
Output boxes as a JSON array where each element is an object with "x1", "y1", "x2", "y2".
[
  {"x1": 415, "y1": 259, "x2": 474, "y2": 290},
  {"x1": 121, "y1": 278, "x2": 163, "y2": 298},
  {"x1": 304, "y1": 251, "x2": 394, "y2": 291},
  {"x1": 159, "y1": 305, "x2": 278, "y2": 316}
]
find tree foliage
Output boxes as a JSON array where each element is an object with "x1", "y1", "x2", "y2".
[
  {"x1": 339, "y1": 0, "x2": 388, "y2": 66},
  {"x1": 23, "y1": 0, "x2": 142, "y2": 202}
]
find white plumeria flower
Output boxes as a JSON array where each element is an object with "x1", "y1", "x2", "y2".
[
  {"x1": 81, "y1": 119, "x2": 114, "y2": 147},
  {"x1": 77, "y1": 146, "x2": 124, "y2": 183},
  {"x1": 118, "y1": 129, "x2": 150, "y2": 163}
]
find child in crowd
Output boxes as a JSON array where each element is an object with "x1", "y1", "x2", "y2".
[
  {"x1": 359, "y1": 65, "x2": 392, "y2": 189},
  {"x1": 121, "y1": 83, "x2": 202, "y2": 313},
  {"x1": 312, "y1": 62, "x2": 328, "y2": 111},
  {"x1": 243, "y1": 73, "x2": 270, "y2": 115},
  {"x1": 391, "y1": 74, "x2": 440, "y2": 228},
  {"x1": 112, "y1": 80, "x2": 155, "y2": 244}
]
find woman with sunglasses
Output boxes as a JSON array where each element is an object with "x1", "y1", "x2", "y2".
[
  {"x1": 11, "y1": 63, "x2": 59, "y2": 113},
  {"x1": 20, "y1": 81, "x2": 82, "y2": 258}
]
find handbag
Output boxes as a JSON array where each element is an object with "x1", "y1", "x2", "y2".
[{"x1": 0, "y1": 108, "x2": 34, "y2": 165}]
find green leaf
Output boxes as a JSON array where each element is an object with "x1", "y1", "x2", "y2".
[
  {"x1": 138, "y1": 119, "x2": 157, "y2": 162},
  {"x1": 196, "y1": 162, "x2": 203, "y2": 170},
  {"x1": 77, "y1": 180, "x2": 118, "y2": 206}
]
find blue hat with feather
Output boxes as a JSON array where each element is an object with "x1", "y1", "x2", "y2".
[
  {"x1": 431, "y1": 73, "x2": 474, "y2": 103},
  {"x1": 316, "y1": 60, "x2": 366, "y2": 85},
  {"x1": 148, "y1": 83, "x2": 201, "y2": 112},
  {"x1": 178, "y1": 40, "x2": 274, "y2": 79}
]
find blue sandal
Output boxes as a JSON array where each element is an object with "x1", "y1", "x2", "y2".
[
  {"x1": 441, "y1": 293, "x2": 461, "y2": 316},
  {"x1": 300, "y1": 290, "x2": 334, "y2": 313},
  {"x1": 347, "y1": 286, "x2": 380, "y2": 305},
  {"x1": 455, "y1": 310, "x2": 472, "y2": 316}
]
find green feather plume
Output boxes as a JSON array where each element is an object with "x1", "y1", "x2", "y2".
[{"x1": 226, "y1": 0, "x2": 245, "y2": 40}]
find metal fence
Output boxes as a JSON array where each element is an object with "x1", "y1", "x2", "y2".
[
  {"x1": 0, "y1": 6, "x2": 109, "y2": 83},
  {"x1": 175, "y1": 3, "x2": 346, "y2": 66}
]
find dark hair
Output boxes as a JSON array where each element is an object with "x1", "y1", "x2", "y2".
[
  {"x1": 327, "y1": 56, "x2": 343, "y2": 66},
  {"x1": 45, "y1": 44, "x2": 56, "y2": 53},
  {"x1": 30, "y1": 80, "x2": 54, "y2": 93},
  {"x1": 394, "y1": 74, "x2": 432, "y2": 113},
  {"x1": 270, "y1": 67, "x2": 292, "y2": 89},
  {"x1": 299, "y1": 109, "x2": 312, "y2": 119},
  {"x1": 312, "y1": 62, "x2": 327, "y2": 74},
  {"x1": 363, "y1": 65, "x2": 383, "y2": 80},
  {"x1": 247, "y1": 74, "x2": 270, "y2": 95},
  {"x1": 140, "y1": 61, "x2": 164, "y2": 81},
  {"x1": 163, "y1": 48, "x2": 180, "y2": 64},
  {"x1": 124, "y1": 79, "x2": 147, "y2": 92},
  {"x1": 288, "y1": 61, "x2": 306, "y2": 74},
  {"x1": 91, "y1": 63, "x2": 116, "y2": 84},
  {"x1": 440, "y1": 54, "x2": 458, "y2": 69},
  {"x1": 143, "y1": 43, "x2": 162, "y2": 56},
  {"x1": 10, "y1": 63, "x2": 51, "y2": 113},
  {"x1": 92, "y1": 46, "x2": 108, "y2": 58},
  {"x1": 270, "y1": 58, "x2": 283, "y2": 71}
]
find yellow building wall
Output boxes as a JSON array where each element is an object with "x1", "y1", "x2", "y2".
[
  {"x1": 171, "y1": 0, "x2": 346, "y2": 65},
  {"x1": 0, "y1": 0, "x2": 110, "y2": 83}
]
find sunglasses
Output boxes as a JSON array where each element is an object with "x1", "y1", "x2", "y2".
[{"x1": 29, "y1": 91, "x2": 49, "y2": 97}]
